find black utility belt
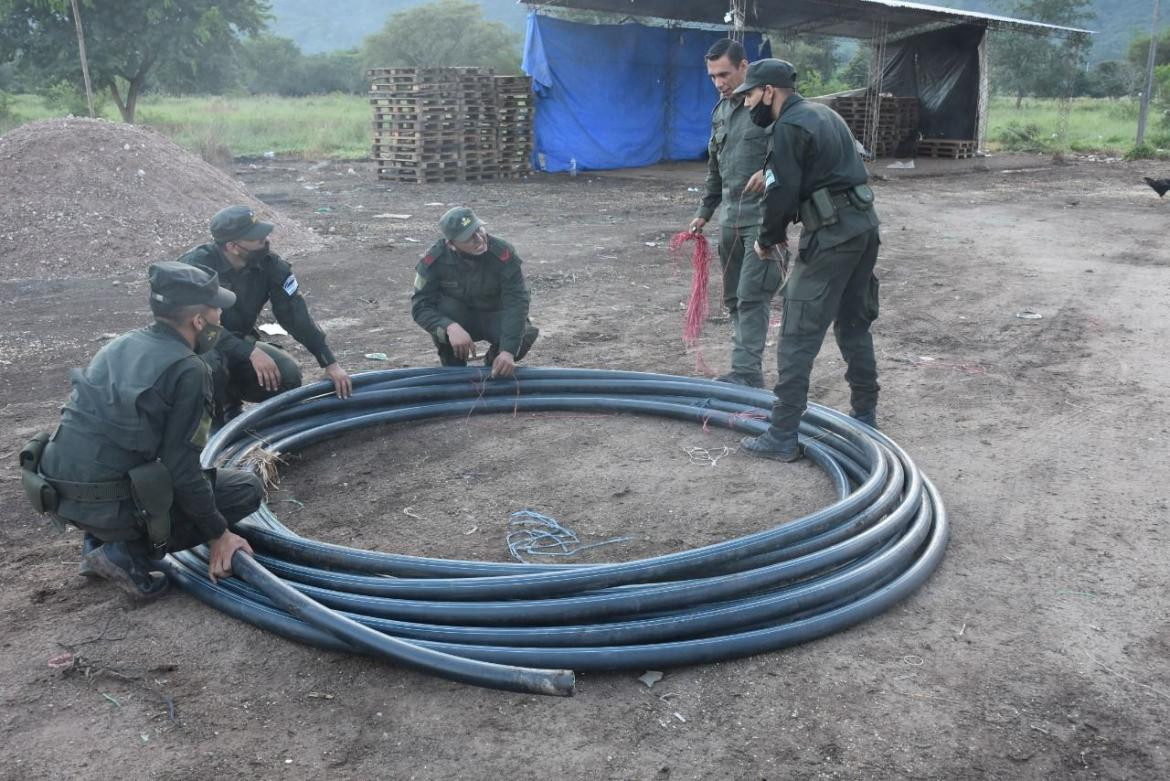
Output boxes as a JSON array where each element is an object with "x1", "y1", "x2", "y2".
[
  {"x1": 799, "y1": 184, "x2": 875, "y2": 232},
  {"x1": 50, "y1": 477, "x2": 132, "y2": 503}
]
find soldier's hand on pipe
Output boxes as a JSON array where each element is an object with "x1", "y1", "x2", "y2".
[
  {"x1": 490, "y1": 351, "x2": 516, "y2": 378},
  {"x1": 743, "y1": 169, "x2": 766, "y2": 194},
  {"x1": 446, "y1": 323, "x2": 476, "y2": 360},
  {"x1": 688, "y1": 217, "x2": 707, "y2": 234},
  {"x1": 208, "y1": 529, "x2": 253, "y2": 583},
  {"x1": 324, "y1": 362, "x2": 352, "y2": 399},
  {"x1": 250, "y1": 347, "x2": 281, "y2": 392}
]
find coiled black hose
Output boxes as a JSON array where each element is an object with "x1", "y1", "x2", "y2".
[{"x1": 160, "y1": 368, "x2": 948, "y2": 697}]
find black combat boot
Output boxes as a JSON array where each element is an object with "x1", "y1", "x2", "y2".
[
  {"x1": 82, "y1": 541, "x2": 169, "y2": 599},
  {"x1": 78, "y1": 533, "x2": 102, "y2": 578},
  {"x1": 740, "y1": 429, "x2": 802, "y2": 462}
]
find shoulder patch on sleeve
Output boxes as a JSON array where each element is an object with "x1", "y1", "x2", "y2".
[
  {"x1": 498, "y1": 248, "x2": 511, "y2": 262},
  {"x1": 422, "y1": 253, "x2": 435, "y2": 266},
  {"x1": 282, "y1": 273, "x2": 299, "y2": 296}
]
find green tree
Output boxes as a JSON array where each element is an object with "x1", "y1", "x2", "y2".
[
  {"x1": 361, "y1": 0, "x2": 521, "y2": 73},
  {"x1": 990, "y1": 0, "x2": 1094, "y2": 106},
  {"x1": 0, "y1": 0, "x2": 269, "y2": 121},
  {"x1": 1126, "y1": 27, "x2": 1170, "y2": 72},
  {"x1": 240, "y1": 34, "x2": 306, "y2": 94},
  {"x1": 1079, "y1": 59, "x2": 1140, "y2": 98},
  {"x1": 302, "y1": 49, "x2": 364, "y2": 94}
]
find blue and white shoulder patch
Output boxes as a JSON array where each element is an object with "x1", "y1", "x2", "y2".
[{"x1": 282, "y1": 274, "x2": 299, "y2": 296}]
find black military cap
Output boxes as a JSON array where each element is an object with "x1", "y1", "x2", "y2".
[
  {"x1": 149, "y1": 261, "x2": 237, "y2": 308},
  {"x1": 439, "y1": 206, "x2": 483, "y2": 242},
  {"x1": 210, "y1": 205, "x2": 274, "y2": 244},
  {"x1": 733, "y1": 58, "x2": 798, "y2": 94}
]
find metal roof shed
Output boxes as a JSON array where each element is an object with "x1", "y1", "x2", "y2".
[{"x1": 523, "y1": 0, "x2": 1091, "y2": 160}]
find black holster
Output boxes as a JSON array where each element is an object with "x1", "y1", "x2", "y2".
[{"x1": 128, "y1": 461, "x2": 174, "y2": 556}]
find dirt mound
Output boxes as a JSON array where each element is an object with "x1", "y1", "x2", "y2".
[{"x1": 0, "y1": 118, "x2": 323, "y2": 280}]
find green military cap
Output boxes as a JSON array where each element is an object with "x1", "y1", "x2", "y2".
[
  {"x1": 149, "y1": 261, "x2": 236, "y2": 308},
  {"x1": 733, "y1": 58, "x2": 798, "y2": 95},
  {"x1": 438, "y1": 206, "x2": 483, "y2": 242},
  {"x1": 210, "y1": 205, "x2": 274, "y2": 244}
]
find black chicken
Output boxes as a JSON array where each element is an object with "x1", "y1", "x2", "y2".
[{"x1": 1144, "y1": 176, "x2": 1170, "y2": 197}]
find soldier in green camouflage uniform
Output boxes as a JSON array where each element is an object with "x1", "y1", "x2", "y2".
[
  {"x1": 25, "y1": 262, "x2": 262, "y2": 597},
  {"x1": 735, "y1": 59, "x2": 882, "y2": 462},
  {"x1": 412, "y1": 207, "x2": 539, "y2": 378},
  {"x1": 689, "y1": 39, "x2": 780, "y2": 389}
]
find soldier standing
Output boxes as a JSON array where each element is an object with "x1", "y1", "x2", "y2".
[
  {"x1": 688, "y1": 38, "x2": 779, "y2": 388},
  {"x1": 735, "y1": 59, "x2": 882, "y2": 461}
]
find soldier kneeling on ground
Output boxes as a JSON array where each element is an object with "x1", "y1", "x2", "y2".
[
  {"x1": 180, "y1": 205, "x2": 351, "y2": 424},
  {"x1": 19, "y1": 262, "x2": 263, "y2": 598},
  {"x1": 411, "y1": 207, "x2": 539, "y2": 378}
]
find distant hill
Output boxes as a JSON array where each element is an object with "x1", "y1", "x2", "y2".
[
  {"x1": 934, "y1": 1, "x2": 1162, "y2": 63},
  {"x1": 269, "y1": 0, "x2": 527, "y2": 53},
  {"x1": 268, "y1": 0, "x2": 1165, "y2": 62}
]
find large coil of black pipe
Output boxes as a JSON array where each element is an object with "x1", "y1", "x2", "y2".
[{"x1": 160, "y1": 367, "x2": 948, "y2": 697}]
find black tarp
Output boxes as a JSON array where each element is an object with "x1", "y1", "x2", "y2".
[{"x1": 881, "y1": 24, "x2": 984, "y2": 140}]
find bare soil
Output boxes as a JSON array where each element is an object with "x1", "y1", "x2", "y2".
[{"x1": 1, "y1": 154, "x2": 1168, "y2": 780}]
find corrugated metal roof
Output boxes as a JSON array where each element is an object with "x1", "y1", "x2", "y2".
[{"x1": 524, "y1": 0, "x2": 1094, "y2": 39}]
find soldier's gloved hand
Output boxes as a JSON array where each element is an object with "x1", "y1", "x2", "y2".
[
  {"x1": 249, "y1": 347, "x2": 281, "y2": 392},
  {"x1": 688, "y1": 217, "x2": 707, "y2": 234},
  {"x1": 490, "y1": 351, "x2": 516, "y2": 379},
  {"x1": 446, "y1": 323, "x2": 476, "y2": 360},
  {"x1": 744, "y1": 169, "x2": 767, "y2": 194},
  {"x1": 324, "y1": 363, "x2": 351, "y2": 399},
  {"x1": 207, "y1": 529, "x2": 253, "y2": 583}
]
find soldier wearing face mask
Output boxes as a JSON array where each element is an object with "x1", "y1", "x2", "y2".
[
  {"x1": 734, "y1": 59, "x2": 882, "y2": 463},
  {"x1": 23, "y1": 262, "x2": 262, "y2": 598},
  {"x1": 411, "y1": 207, "x2": 539, "y2": 378},
  {"x1": 178, "y1": 206, "x2": 351, "y2": 423}
]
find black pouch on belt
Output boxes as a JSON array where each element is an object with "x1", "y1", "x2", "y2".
[
  {"x1": 18, "y1": 432, "x2": 59, "y2": 514},
  {"x1": 128, "y1": 460, "x2": 174, "y2": 556}
]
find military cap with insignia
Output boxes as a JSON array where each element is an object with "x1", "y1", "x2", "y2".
[
  {"x1": 210, "y1": 205, "x2": 274, "y2": 244},
  {"x1": 733, "y1": 58, "x2": 798, "y2": 94},
  {"x1": 438, "y1": 206, "x2": 483, "y2": 242}
]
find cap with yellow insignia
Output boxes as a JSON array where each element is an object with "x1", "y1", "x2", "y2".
[
  {"x1": 210, "y1": 205, "x2": 274, "y2": 244},
  {"x1": 438, "y1": 206, "x2": 483, "y2": 242}
]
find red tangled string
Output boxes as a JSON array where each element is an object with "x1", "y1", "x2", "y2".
[{"x1": 669, "y1": 231, "x2": 714, "y2": 358}]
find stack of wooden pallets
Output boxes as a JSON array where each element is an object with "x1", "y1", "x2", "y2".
[
  {"x1": 459, "y1": 70, "x2": 499, "y2": 182},
  {"x1": 369, "y1": 67, "x2": 464, "y2": 183},
  {"x1": 495, "y1": 75, "x2": 534, "y2": 178},
  {"x1": 831, "y1": 93, "x2": 919, "y2": 158},
  {"x1": 369, "y1": 68, "x2": 535, "y2": 183}
]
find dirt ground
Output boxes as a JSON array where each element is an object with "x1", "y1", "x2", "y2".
[{"x1": 2, "y1": 155, "x2": 1168, "y2": 780}]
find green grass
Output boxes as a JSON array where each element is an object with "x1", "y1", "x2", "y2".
[
  {"x1": 0, "y1": 92, "x2": 371, "y2": 159},
  {"x1": 985, "y1": 96, "x2": 1168, "y2": 155},
  {"x1": 2, "y1": 91, "x2": 1167, "y2": 160}
]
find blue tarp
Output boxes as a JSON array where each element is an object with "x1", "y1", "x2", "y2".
[{"x1": 522, "y1": 13, "x2": 770, "y2": 173}]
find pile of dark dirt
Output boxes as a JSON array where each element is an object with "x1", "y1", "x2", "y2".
[{"x1": 0, "y1": 118, "x2": 322, "y2": 280}]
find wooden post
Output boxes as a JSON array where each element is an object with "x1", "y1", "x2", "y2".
[
  {"x1": 69, "y1": 0, "x2": 96, "y2": 117},
  {"x1": 1137, "y1": 0, "x2": 1161, "y2": 146}
]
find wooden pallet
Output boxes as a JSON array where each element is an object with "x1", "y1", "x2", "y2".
[{"x1": 916, "y1": 138, "x2": 977, "y2": 159}]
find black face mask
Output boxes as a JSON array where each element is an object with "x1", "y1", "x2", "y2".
[
  {"x1": 242, "y1": 241, "x2": 269, "y2": 264},
  {"x1": 194, "y1": 323, "x2": 224, "y2": 355},
  {"x1": 750, "y1": 97, "x2": 774, "y2": 128}
]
